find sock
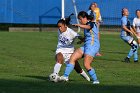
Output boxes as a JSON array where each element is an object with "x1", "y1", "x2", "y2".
[
  {"x1": 80, "y1": 69, "x2": 90, "y2": 81},
  {"x1": 53, "y1": 63, "x2": 62, "y2": 74},
  {"x1": 127, "y1": 48, "x2": 134, "y2": 58},
  {"x1": 64, "y1": 63, "x2": 74, "y2": 77},
  {"x1": 139, "y1": 44, "x2": 140, "y2": 47},
  {"x1": 87, "y1": 68, "x2": 97, "y2": 81},
  {"x1": 134, "y1": 49, "x2": 138, "y2": 61}
]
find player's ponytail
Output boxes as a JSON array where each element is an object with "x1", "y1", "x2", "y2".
[
  {"x1": 65, "y1": 13, "x2": 74, "y2": 25},
  {"x1": 57, "y1": 13, "x2": 74, "y2": 26}
]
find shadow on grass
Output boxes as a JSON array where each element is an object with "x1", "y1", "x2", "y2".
[{"x1": 0, "y1": 79, "x2": 140, "y2": 93}]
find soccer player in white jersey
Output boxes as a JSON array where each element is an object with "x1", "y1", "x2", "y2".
[
  {"x1": 133, "y1": 9, "x2": 140, "y2": 46},
  {"x1": 50, "y1": 18, "x2": 90, "y2": 81}
]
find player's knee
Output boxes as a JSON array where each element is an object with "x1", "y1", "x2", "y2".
[
  {"x1": 56, "y1": 53, "x2": 64, "y2": 64},
  {"x1": 84, "y1": 62, "x2": 91, "y2": 70}
]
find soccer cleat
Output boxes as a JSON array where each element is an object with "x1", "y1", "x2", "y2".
[
  {"x1": 123, "y1": 57, "x2": 130, "y2": 63},
  {"x1": 59, "y1": 76, "x2": 69, "y2": 82},
  {"x1": 134, "y1": 60, "x2": 138, "y2": 63},
  {"x1": 93, "y1": 80, "x2": 100, "y2": 84}
]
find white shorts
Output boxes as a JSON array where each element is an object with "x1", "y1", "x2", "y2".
[{"x1": 56, "y1": 48, "x2": 73, "y2": 64}]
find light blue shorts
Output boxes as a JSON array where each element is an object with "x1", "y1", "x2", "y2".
[
  {"x1": 80, "y1": 44, "x2": 100, "y2": 57},
  {"x1": 121, "y1": 35, "x2": 133, "y2": 43}
]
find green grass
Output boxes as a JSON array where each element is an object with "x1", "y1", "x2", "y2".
[{"x1": 0, "y1": 31, "x2": 140, "y2": 93}]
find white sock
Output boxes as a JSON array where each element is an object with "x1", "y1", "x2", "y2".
[
  {"x1": 80, "y1": 69, "x2": 90, "y2": 81},
  {"x1": 139, "y1": 44, "x2": 140, "y2": 47},
  {"x1": 53, "y1": 63, "x2": 62, "y2": 74}
]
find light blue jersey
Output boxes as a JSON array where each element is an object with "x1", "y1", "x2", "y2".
[
  {"x1": 120, "y1": 16, "x2": 133, "y2": 42},
  {"x1": 81, "y1": 21, "x2": 100, "y2": 57},
  {"x1": 120, "y1": 16, "x2": 131, "y2": 37},
  {"x1": 120, "y1": 16, "x2": 138, "y2": 62}
]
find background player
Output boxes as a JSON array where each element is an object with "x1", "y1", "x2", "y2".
[
  {"x1": 133, "y1": 9, "x2": 140, "y2": 47},
  {"x1": 60, "y1": 11, "x2": 100, "y2": 84},
  {"x1": 88, "y1": 2, "x2": 102, "y2": 56},
  {"x1": 120, "y1": 8, "x2": 138, "y2": 63},
  {"x1": 49, "y1": 18, "x2": 90, "y2": 81}
]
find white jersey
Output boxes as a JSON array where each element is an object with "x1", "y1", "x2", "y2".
[
  {"x1": 56, "y1": 27, "x2": 79, "y2": 53},
  {"x1": 133, "y1": 17, "x2": 140, "y2": 33}
]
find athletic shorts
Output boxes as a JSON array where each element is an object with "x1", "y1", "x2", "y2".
[
  {"x1": 80, "y1": 44, "x2": 99, "y2": 57},
  {"x1": 56, "y1": 48, "x2": 72, "y2": 64},
  {"x1": 121, "y1": 35, "x2": 133, "y2": 43}
]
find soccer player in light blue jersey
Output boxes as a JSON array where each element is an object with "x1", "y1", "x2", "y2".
[
  {"x1": 49, "y1": 18, "x2": 90, "y2": 82},
  {"x1": 60, "y1": 11, "x2": 100, "y2": 84},
  {"x1": 121, "y1": 8, "x2": 138, "y2": 63}
]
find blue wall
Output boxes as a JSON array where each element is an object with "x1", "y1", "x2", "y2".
[
  {"x1": 0, "y1": 0, "x2": 61, "y2": 24},
  {"x1": 0, "y1": 0, "x2": 140, "y2": 25}
]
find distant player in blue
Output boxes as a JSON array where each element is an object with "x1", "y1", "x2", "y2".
[
  {"x1": 60, "y1": 11, "x2": 100, "y2": 84},
  {"x1": 121, "y1": 8, "x2": 138, "y2": 63}
]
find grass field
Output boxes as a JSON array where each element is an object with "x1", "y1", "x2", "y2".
[{"x1": 0, "y1": 31, "x2": 140, "y2": 93}]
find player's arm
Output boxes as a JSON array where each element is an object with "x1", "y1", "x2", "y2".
[
  {"x1": 73, "y1": 24, "x2": 91, "y2": 30},
  {"x1": 130, "y1": 27, "x2": 137, "y2": 37},
  {"x1": 122, "y1": 25, "x2": 134, "y2": 35}
]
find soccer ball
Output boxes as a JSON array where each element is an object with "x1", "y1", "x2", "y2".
[{"x1": 49, "y1": 73, "x2": 60, "y2": 82}]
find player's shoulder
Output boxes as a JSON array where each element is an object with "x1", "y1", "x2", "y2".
[
  {"x1": 67, "y1": 27, "x2": 77, "y2": 34},
  {"x1": 121, "y1": 16, "x2": 127, "y2": 21},
  {"x1": 67, "y1": 27, "x2": 74, "y2": 32},
  {"x1": 133, "y1": 17, "x2": 138, "y2": 21}
]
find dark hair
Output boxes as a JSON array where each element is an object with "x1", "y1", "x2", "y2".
[
  {"x1": 78, "y1": 11, "x2": 94, "y2": 21},
  {"x1": 57, "y1": 13, "x2": 74, "y2": 26},
  {"x1": 78, "y1": 11, "x2": 89, "y2": 19},
  {"x1": 88, "y1": 2, "x2": 97, "y2": 10},
  {"x1": 136, "y1": 9, "x2": 140, "y2": 14},
  {"x1": 57, "y1": 19, "x2": 66, "y2": 25}
]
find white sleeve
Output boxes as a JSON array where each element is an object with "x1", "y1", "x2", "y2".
[
  {"x1": 133, "y1": 18, "x2": 136, "y2": 27},
  {"x1": 70, "y1": 29, "x2": 79, "y2": 38}
]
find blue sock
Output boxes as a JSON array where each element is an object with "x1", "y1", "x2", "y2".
[
  {"x1": 127, "y1": 48, "x2": 134, "y2": 58},
  {"x1": 88, "y1": 68, "x2": 97, "y2": 81},
  {"x1": 134, "y1": 50, "x2": 138, "y2": 61},
  {"x1": 64, "y1": 63, "x2": 74, "y2": 77}
]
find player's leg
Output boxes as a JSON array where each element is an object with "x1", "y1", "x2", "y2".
[
  {"x1": 127, "y1": 39, "x2": 138, "y2": 62},
  {"x1": 121, "y1": 36, "x2": 136, "y2": 62},
  {"x1": 60, "y1": 48, "x2": 83, "y2": 81},
  {"x1": 74, "y1": 61, "x2": 90, "y2": 81},
  {"x1": 84, "y1": 54, "x2": 99, "y2": 84},
  {"x1": 96, "y1": 22, "x2": 102, "y2": 56},
  {"x1": 53, "y1": 52, "x2": 64, "y2": 74},
  {"x1": 130, "y1": 40, "x2": 138, "y2": 62}
]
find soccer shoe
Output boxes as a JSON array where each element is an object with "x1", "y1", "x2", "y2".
[
  {"x1": 59, "y1": 76, "x2": 69, "y2": 82},
  {"x1": 93, "y1": 80, "x2": 100, "y2": 84},
  {"x1": 123, "y1": 57, "x2": 130, "y2": 63},
  {"x1": 134, "y1": 60, "x2": 138, "y2": 63}
]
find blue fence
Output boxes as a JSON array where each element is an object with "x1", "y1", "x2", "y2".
[{"x1": 0, "y1": 0, "x2": 140, "y2": 25}]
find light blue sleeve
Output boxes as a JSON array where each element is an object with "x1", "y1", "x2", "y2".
[{"x1": 121, "y1": 17, "x2": 127, "y2": 26}]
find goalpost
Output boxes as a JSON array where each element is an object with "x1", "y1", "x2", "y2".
[{"x1": 61, "y1": 0, "x2": 80, "y2": 32}]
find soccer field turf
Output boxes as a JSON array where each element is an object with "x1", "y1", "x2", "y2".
[{"x1": 0, "y1": 31, "x2": 140, "y2": 93}]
